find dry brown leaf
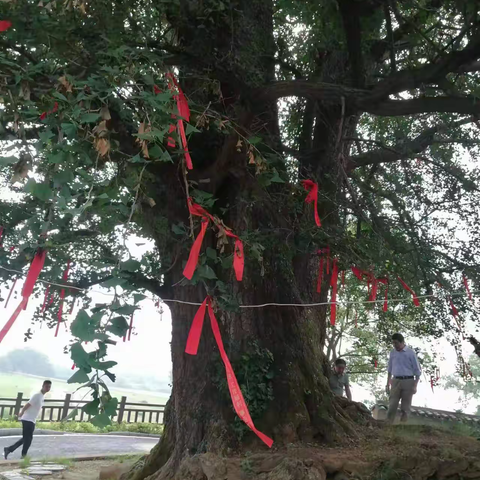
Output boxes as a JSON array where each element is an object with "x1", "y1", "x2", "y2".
[
  {"x1": 145, "y1": 196, "x2": 156, "y2": 208},
  {"x1": 236, "y1": 139, "x2": 243, "y2": 152},
  {"x1": 19, "y1": 81, "x2": 31, "y2": 101},
  {"x1": 95, "y1": 138, "x2": 110, "y2": 157},
  {"x1": 11, "y1": 154, "x2": 31, "y2": 183},
  {"x1": 248, "y1": 149, "x2": 255, "y2": 165},
  {"x1": 100, "y1": 105, "x2": 111, "y2": 120},
  {"x1": 58, "y1": 75, "x2": 73, "y2": 93},
  {"x1": 93, "y1": 120, "x2": 108, "y2": 137},
  {"x1": 78, "y1": 0, "x2": 86, "y2": 13}
]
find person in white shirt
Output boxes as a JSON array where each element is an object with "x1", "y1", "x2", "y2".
[
  {"x1": 385, "y1": 333, "x2": 422, "y2": 423},
  {"x1": 4, "y1": 380, "x2": 52, "y2": 459}
]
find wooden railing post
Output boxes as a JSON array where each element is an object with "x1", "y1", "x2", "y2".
[
  {"x1": 14, "y1": 392, "x2": 23, "y2": 417},
  {"x1": 117, "y1": 396, "x2": 127, "y2": 424},
  {"x1": 61, "y1": 393, "x2": 71, "y2": 420}
]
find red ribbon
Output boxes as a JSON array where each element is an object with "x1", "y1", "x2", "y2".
[
  {"x1": 397, "y1": 277, "x2": 420, "y2": 307},
  {"x1": 301, "y1": 180, "x2": 321, "y2": 227},
  {"x1": 351, "y1": 266, "x2": 364, "y2": 281},
  {"x1": 449, "y1": 297, "x2": 459, "y2": 317},
  {"x1": 374, "y1": 359, "x2": 378, "y2": 368},
  {"x1": 330, "y1": 259, "x2": 339, "y2": 326},
  {"x1": 184, "y1": 218, "x2": 210, "y2": 280},
  {"x1": 183, "y1": 199, "x2": 244, "y2": 282},
  {"x1": 316, "y1": 247, "x2": 330, "y2": 293},
  {"x1": 185, "y1": 297, "x2": 273, "y2": 447},
  {"x1": 166, "y1": 73, "x2": 193, "y2": 170},
  {"x1": 224, "y1": 230, "x2": 244, "y2": 282},
  {"x1": 463, "y1": 275, "x2": 473, "y2": 301},
  {"x1": 430, "y1": 377, "x2": 434, "y2": 393},
  {"x1": 55, "y1": 260, "x2": 71, "y2": 337},
  {"x1": 377, "y1": 277, "x2": 389, "y2": 312},
  {"x1": 0, "y1": 250, "x2": 46, "y2": 343},
  {"x1": 0, "y1": 20, "x2": 12, "y2": 32},
  {"x1": 4, "y1": 279, "x2": 17, "y2": 309},
  {"x1": 0, "y1": 226, "x2": 4, "y2": 246}
]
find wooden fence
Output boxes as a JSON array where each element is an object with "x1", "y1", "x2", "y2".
[{"x1": 0, "y1": 393, "x2": 166, "y2": 424}]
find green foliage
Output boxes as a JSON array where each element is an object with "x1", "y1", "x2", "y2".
[
  {"x1": 0, "y1": 418, "x2": 163, "y2": 435},
  {"x1": 443, "y1": 354, "x2": 480, "y2": 402},
  {"x1": 212, "y1": 341, "x2": 274, "y2": 441}
]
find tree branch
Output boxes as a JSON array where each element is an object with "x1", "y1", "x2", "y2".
[
  {"x1": 347, "y1": 118, "x2": 473, "y2": 170},
  {"x1": 259, "y1": 81, "x2": 480, "y2": 116},
  {"x1": 361, "y1": 96, "x2": 480, "y2": 116},
  {"x1": 367, "y1": 32, "x2": 480, "y2": 101}
]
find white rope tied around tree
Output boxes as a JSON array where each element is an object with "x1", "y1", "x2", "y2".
[{"x1": 0, "y1": 265, "x2": 477, "y2": 309}]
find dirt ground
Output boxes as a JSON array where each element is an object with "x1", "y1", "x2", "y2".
[
  {"x1": 2, "y1": 425, "x2": 480, "y2": 479},
  {"x1": 167, "y1": 424, "x2": 480, "y2": 480}
]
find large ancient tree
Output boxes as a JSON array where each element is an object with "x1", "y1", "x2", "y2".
[{"x1": 2, "y1": 0, "x2": 480, "y2": 478}]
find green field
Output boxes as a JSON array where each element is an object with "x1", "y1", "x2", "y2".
[{"x1": 0, "y1": 373, "x2": 169, "y2": 405}]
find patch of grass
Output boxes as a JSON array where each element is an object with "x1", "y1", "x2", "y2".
[
  {"x1": 117, "y1": 454, "x2": 143, "y2": 464},
  {"x1": 0, "y1": 418, "x2": 163, "y2": 435},
  {"x1": 42, "y1": 457, "x2": 73, "y2": 466},
  {"x1": 19, "y1": 456, "x2": 31, "y2": 468}
]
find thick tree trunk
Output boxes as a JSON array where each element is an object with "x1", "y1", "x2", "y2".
[{"x1": 124, "y1": 2, "x2": 361, "y2": 479}]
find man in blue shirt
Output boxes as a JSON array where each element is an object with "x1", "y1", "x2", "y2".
[{"x1": 385, "y1": 333, "x2": 421, "y2": 423}]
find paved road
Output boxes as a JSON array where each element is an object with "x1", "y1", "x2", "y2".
[{"x1": 0, "y1": 434, "x2": 158, "y2": 460}]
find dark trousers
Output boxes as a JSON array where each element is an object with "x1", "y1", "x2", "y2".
[{"x1": 6, "y1": 420, "x2": 35, "y2": 457}]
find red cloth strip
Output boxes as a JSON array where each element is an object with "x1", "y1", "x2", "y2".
[
  {"x1": 0, "y1": 226, "x2": 4, "y2": 246},
  {"x1": 128, "y1": 313, "x2": 134, "y2": 341},
  {"x1": 167, "y1": 116, "x2": 176, "y2": 147},
  {"x1": 397, "y1": 277, "x2": 420, "y2": 307},
  {"x1": 0, "y1": 298, "x2": 27, "y2": 343},
  {"x1": 177, "y1": 119, "x2": 193, "y2": 170},
  {"x1": 183, "y1": 218, "x2": 209, "y2": 280},
  {"x1": 449, "y1": 297, "x2": 459, "y2": 317},
  {"x1": 185, "y1": 297, "x2": 208, "y2": 355},
  {"x1": 463, "y1": 275, "x2": 473, "y2": 301},
  {"x1": 0, "y1": 20, "x2": 12, "y2": 32},
  {"x1": 224, "y1": 230, "x2": 244, "y2": 282},
  {"x1": 374, "y1": 359, "x2": 378, "y2": 368},
  {"x1": 430, "y1": 377, "x2": 434, "y2": 392},
  {"x1": 351, "y1": 266, "x2": 364, "y2": 281},
  {"x1": 301, "y1": 180, "x2": 321, "y2": 227},
  {"x1": 377, "y1": 277, "x2": 389, "y2": 312},
  {"x1": 330, "y1": 259, "x2": 339, "y2": 326},
  {"x1": 22, "y1": 250, "x2": 47, "y2": 299},
  {"x1": 4, "y1": 279, "x2": 17, "y2": 309},
  {"x1": 185, "y1": 298, "x2": 273, "y2": 447},
  {"x1": 55, "y1": 260, "x2": 71, "y2": 337},
  {"x1": 206, "y1": 301, "x2": 273, "y2": 447}
]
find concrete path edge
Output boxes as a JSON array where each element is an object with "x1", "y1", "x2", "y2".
[{"x1": 0, "y1": 429, "x2": 160, "y2": 439}]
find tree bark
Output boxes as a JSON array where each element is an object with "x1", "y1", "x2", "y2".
[{"x1": 123, "y1": 1, "x2": 359, "y2": 478}]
